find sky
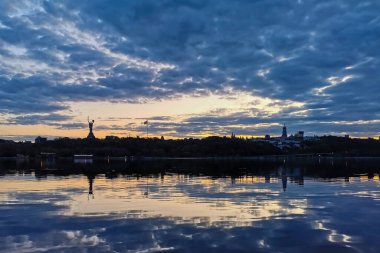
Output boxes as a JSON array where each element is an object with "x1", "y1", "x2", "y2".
[{"x1": 0, "y1": 0, "x2": 380, "y2": 140}]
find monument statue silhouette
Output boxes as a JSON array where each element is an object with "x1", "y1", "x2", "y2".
[{"x1": 87, "y1": 117, "x2": 96, "y2": 139}]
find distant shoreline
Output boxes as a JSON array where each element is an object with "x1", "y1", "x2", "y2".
[
  {"x1": 2, "y1": 136, "x2": 380, "y2": 158},
  {"x1": 3, "y1": 154, "x2": 380, "y2": 160}
]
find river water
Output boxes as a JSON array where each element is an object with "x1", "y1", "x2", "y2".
[{"x1": 0, "y1": 158, "x2": 379, "y2": 252}]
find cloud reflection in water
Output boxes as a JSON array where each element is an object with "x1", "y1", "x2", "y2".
[{"x1": 0, "y1": 172, "x2": 379, "y2": 252}]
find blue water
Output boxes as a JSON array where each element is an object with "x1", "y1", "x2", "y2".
[{"x1": 0, "y1": 159, "x2": 379, "y2": 252}]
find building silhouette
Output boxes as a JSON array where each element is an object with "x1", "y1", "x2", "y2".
[
  {"x1": 105, "y1": 135, "x2": 118, "y2": 140},
  {"x1": 282, "y1": 124, "x2": 287, "y2": 138},
  {"x1": 294, "y1": 131, "x2": 304, "y2": 139},
  {"x1": 35, "y1": 136, "x2": 47, "y2": 143}
]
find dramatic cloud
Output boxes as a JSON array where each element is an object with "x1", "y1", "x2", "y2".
[
  {"x1": 0, "y1": 0, "x2": 380, "y2": 137},
  {"x1": 1, "y1": 172, "x2": 379, "y2": 252}
]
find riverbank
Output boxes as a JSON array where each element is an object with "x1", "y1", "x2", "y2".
[{"x1": 1, "y1": 136, "x2": 380, "y2": 158}]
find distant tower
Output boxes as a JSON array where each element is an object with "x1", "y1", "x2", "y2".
[
  {"x1": 282, "y1": 124, "x2": 287, "y2": 138},
  {"x1": 87, "y1": 117, "x2": 96, "y2": 139}
]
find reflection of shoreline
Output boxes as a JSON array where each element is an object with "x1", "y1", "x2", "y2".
[
  {"x1": 1, "y1": 166, "x2": 380, "y2": 253},
  {"x1": 1, "y1": 173, "x2": 379, "y2": 230},
  {"x1": 4, "y1": 154, "x2": 380, "y2": 160},
  {"x1": 1, "y1": 176, "x2": 379, "y2": 253},
  {"x1": 2, "y1": 157, "x2": 379, "y2": 178},
  {"x1": 62, "y1": 175, "x2": 306, "y2": 228},
  {"x1": 2, "y1": 167, "x2": 380, "y2": 185},
  {"x1": 1, "y1": 156, "x2": 379, "y2": 188}
]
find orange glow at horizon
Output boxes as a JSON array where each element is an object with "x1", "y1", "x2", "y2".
[{"x1": 0, "y1": 92, "x2": 306, "y2": 140}]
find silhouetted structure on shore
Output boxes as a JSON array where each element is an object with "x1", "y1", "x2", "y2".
[
  {"x1": 1, "y1": 134, "x2": 380, "y2": 158},
  {"x1": 87, "y1": 117, "x2": 96, "y2": 139},
  {"x1": 282, "y1": 124, "x2": 288, "y2": 138},
  {"x1": 35, "y1": 136, "x2": 47, "y2": 144}
]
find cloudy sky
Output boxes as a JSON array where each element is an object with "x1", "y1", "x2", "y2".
[{"x1": 0, "y1": 0, "x2": 380, "y2": 140}]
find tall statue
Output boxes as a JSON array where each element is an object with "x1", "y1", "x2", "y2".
[{"x1": 87, "y1": 117, "x2": 96, "y2": 139}]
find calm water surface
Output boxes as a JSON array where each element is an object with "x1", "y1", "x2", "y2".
[{"x1": 0, "y1": 158, "x2": 380, "y2": 252}]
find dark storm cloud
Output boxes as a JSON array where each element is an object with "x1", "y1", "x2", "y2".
[{"x1": 1, "y1": 0, "x2": 380, "y2": 135}]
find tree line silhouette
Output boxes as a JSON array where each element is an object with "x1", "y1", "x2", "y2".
[{"x1": 0, "y1": 136, "x2": 380, "y2": 157}]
